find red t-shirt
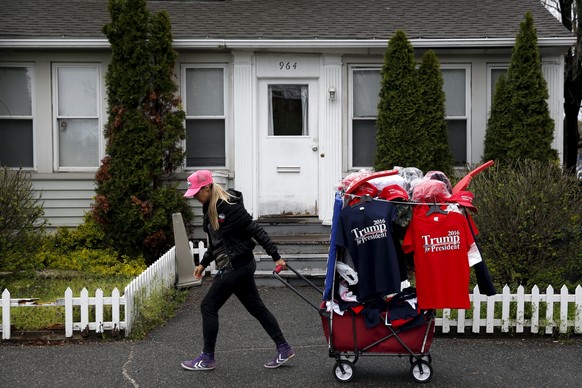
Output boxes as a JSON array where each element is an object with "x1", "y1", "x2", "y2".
[{"x1": 402, "y1": 205, "x2": 474, "y2": 309}]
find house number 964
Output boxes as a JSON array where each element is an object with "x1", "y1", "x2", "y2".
[{"x1": 279, "y1": 61, "x2": 297, "y2": 70}]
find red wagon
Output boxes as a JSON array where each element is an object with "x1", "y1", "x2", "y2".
[{"x1": 274, "y1": 265, "x2": 435, "y2": 383}]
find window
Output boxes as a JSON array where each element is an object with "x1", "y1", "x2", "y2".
[
  {"x1": 442, "y1": 65, "x2": 471, "y2": 166},
  {"x1": 268, "y1": 84, "x2": 308, "y2": 136},
  {"x1": 348, "y1": 64, "x2": 471, "y2": 169},
  {"x1": 0, "y1": 65, "x2": 34, "y2": 168},
  {"x1": 54, "y1": 65, "x2": 101, "y2": 170},
  {"x1": 349, "y1": 67, "x2": 381, "y2": 168},
  {"x1": 183, "y1": 65, "x2": 226, "y2": 167}
]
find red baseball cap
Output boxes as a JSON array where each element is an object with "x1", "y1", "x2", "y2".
[
  {"x1": 446, "y1": 190, "x2": 477, "y2": 212},
  {"x1": 379, "y1": 184, "x2": 409, "y2": 201},
  {"x1": 348, "y1": 182, "x2": 378, "y2": 205},
  {"x1": 352, "y1": 182, "x2": 378, "y2": 197},
  {"x1": 184, "y1": 170, "x2": 213, "y2": 197}
]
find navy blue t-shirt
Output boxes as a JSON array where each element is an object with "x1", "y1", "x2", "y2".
[{"x1": 335, "y1": 200, "x2": 402, "y2": 302}]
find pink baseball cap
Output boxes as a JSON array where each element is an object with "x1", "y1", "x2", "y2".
[{"x1": 184, "y1": 170, "x2": 213, "y2": 197}]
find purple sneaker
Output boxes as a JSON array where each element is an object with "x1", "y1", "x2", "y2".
[
  {"x1": 264, "y1": 343, "x2": 295, "y2": 369},
  {"x1": 181, "y1": 352, "x2": 216, "y2": 371}
]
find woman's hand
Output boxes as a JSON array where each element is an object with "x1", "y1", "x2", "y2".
[
  {"x1": 194, "y1": 264, "x2": 206, "y2": 279},
  {"x1": 274, "y1": 258, "x2": 287, "y2": 270}
]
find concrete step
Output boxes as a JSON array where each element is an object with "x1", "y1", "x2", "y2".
[
  {"x1": 254, "y1": 234, "x2": 331, "y2": 255},
  {"x1": 257, "y1": 216, "x2": 331, "y2": 236}
]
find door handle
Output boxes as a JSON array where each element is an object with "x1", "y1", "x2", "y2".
[{"x1": 312, "y1": 146, "x2": 318, "y2": 152}]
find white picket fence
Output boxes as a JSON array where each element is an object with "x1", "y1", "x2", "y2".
[
  {"x1": 2, "y1": 254, "x2": 581, "y2": 339},
  {"x1": 1, "y1": 241, "x2": 207, "y2": 340},
  {"x1": 438, "y1": 284, "x2": 582, "y2": 334}
]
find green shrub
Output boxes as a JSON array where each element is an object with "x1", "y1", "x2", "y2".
[
  {"x1": 471, "y1": 160, "x2": 582, "y2": 289},
  {"x1": 0, "y1": 167, "x2": 47, "y2": 271},
  {"x1": 35, "y1": 215, "x2": 146, "y2": 276}
]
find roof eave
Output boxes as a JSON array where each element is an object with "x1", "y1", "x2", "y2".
[{"x1": 0, "y1": 37, "x2": 576, "y2": 49}]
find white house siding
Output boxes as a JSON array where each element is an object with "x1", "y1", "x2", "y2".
[
  {"x1": 231, "y1": 51, "x2": 256, "y2": 217},
  {"x1": 319, "y1": 54, "x2": 343, "y2": 224},
  {"x1": 31, "y1": 174, "x2": 96, "y2": 229},
  {"x1": 1, "y1": 48, "x2": 568, "y2": 230}
]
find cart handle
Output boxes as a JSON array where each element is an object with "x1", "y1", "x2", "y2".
[
  {"x1": 275, "y1": 264, "x2": 323, "y2": 294},
  {"x1": 273, "y1": 264, "x2": 324, "y2": 313}
]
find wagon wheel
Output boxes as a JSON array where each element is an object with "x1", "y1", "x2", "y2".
[
  {"x1": 333, "y1": 361, "x2": 355, "y2": 383},
  {"x1": 409, "y1": 354, "x2": 432, "y2": 365},
  {"x1": 410, "y1": 360, "x2": 433, "y2": 383}
]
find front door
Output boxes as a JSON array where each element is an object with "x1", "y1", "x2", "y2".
[{"x1": 258, "y1": 79, "x2": 319, "y2": 216}]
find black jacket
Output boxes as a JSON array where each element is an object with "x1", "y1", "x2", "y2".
[{"x1": 200, "y1": 189, "x2": 281, "y2": 269}]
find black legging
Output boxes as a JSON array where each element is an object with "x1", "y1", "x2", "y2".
[{"x1": 200, "y1": 259, "x2": 286, "y2": 354}]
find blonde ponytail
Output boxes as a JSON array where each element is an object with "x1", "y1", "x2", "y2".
[{"x1": 207, "y1": 183, "x2": 233, "y2": 230}]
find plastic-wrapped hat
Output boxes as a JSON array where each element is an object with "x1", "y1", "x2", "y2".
[
  {"x1": 368, "y1": 174, "x2": 406, "y2": 191},
  {"x1": 398, "y1": 167, "x2": 424, "y2": 195},
  {"x1": 424, "y1": 171, "x2": 453, "y2": 194},
  {"x1": 412, "y1": 179, "x2": 451, "y2": 202}
]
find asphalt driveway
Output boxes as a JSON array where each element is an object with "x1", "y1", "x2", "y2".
[{"x1": 1, "y1": 281, "x2": 581, "y2": 387}]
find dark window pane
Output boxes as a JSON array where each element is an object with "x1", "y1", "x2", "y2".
[
  {"x1": 186, "y1": 119, "x2": 225, "y2": 167},
  {"x1": 446, "y1": 120, "x2": 467, "y2": 166},
  {"x1": 352, "y1": 119, "x2": 377, "y2": 167},
  {"x1": 268, "y1": 85, "x2": 308, "y2": 136},
  {"x1": 0, "y1": 119, "x2": 33, "y2": 167}
]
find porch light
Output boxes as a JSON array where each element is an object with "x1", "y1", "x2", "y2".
[{"x1": 328, "y1": 86, "x2": 337, "y2": 100}]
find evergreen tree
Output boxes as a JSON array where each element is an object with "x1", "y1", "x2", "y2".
[
  {"x1": 92, "y1": 0, "x2": 192, "y2": 264},
  {"x1": 375, "y1": 30, "x2": 424, "y2": 171},
  {"x1": 417, "y1": 50, "x2": 454, "y2": 176},
  {"x1": 483, "y1": 12, "x2": 558, "y2": 164},
  {"x1": 484, "y1": 74, "x2": 512, "y2": 161}
]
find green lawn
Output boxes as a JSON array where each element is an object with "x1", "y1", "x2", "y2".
[{"x1": 0, "y1": 271, "x2": 134, "y2": 331}]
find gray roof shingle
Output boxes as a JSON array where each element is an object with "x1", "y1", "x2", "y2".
[{"x1": 0, "y1": 0, "x2": 571, "y2": 42}]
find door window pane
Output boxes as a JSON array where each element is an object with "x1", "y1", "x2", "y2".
[
  {"x1": 185, "y1": 68, "x2": 224, "y2": 116},
  {"x1": 442, "y1": 69, "x2": 466, "y2": 116},
  {"x1": 186, "y1": 119, "x2": 225, "y2": 166},
  {"x1": 353, "y1": 70, "x2": 381, "y2": 117},
  {"x1": 55, "y1": 66, "x2": 100, "y2": 168},
  {"x1": 0, "y1": 66, "x2": 33, "y2": 167},
  {"x1": 268, "y1": 85, "x2": 308, "y2": 136},
  {"x1": 352, "y1": 120, "x2": 377, "y2": 167}
]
